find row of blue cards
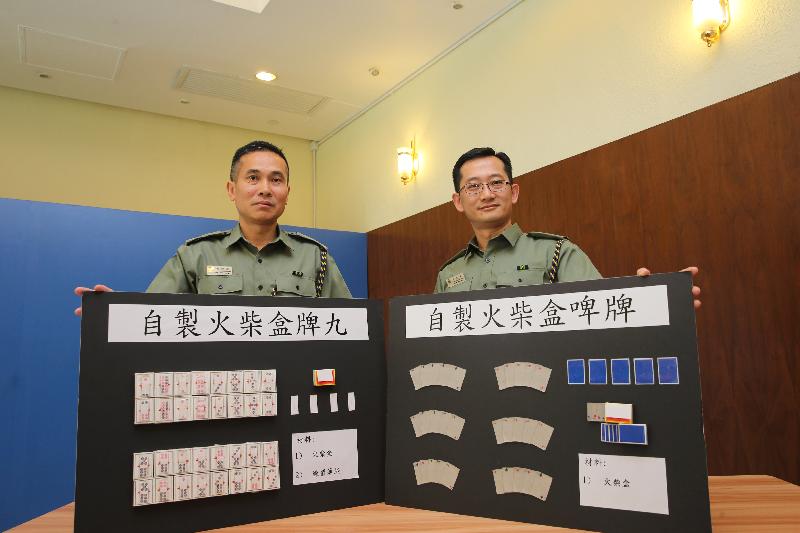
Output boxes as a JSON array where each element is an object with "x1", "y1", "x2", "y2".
[
  {"x1": 567, "y1": 357, "x2": 679, "y2": 385},
  {"x1": 600, "y1": 423, "x2": 648, "y2": 445}
]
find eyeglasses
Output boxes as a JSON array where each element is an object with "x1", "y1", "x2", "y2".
[{"x1": 459, "y1": 179, "x2": 511, "y2": 197}]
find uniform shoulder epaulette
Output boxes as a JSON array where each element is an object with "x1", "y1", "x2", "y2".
[
  {"x1": 287, "y1": 231, "x2": 328, "y2": 251},
  {"x1": 438, "y1": 248, "x2": 468, "y2": 272},
  {"x1": 185, "y1": 229, "x2": 230, "y2": 245},
  {"x1": 526, "y1": 231, "x2": 567, "y2": 241}
]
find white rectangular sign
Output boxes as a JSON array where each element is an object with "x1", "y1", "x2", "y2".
[
  {"x1": 292, "y1": 429, "x2": 359, "y2": 486},
  {"x1": 107, "y1": 304, "x2": 368, "y2": 342},
  {"x1": 406, "y1": 285, "x2": 669, "y2": 339},
  {"x1": 579, "y1": 453, "x2": 669, "y2": 515}
]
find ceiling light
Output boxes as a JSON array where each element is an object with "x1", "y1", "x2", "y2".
[
  {"x1": 369, "y1": 67, "x2": 380, "y2": 77},
  {"x1": 452, "y1": 1, "x2": 464, "y2": 10},
  {"x1": 255, "y1": 71, "x2": 276, "y2": 82}
]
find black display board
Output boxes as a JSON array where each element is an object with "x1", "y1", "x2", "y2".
[
  {"x1": 75, "y1": 292, "x2": 385, "y2": 533},
  {"x1": 385, "y1": 273, "x2": 711, "y2": 532}
]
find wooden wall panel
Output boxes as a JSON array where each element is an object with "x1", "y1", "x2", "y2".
[{"x1": 368, "y1": 73, "x2": 800, "y2": 483}]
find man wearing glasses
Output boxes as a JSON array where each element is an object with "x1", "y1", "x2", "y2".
[{"x1": 435, "y1": 147, "x2": 701, "y2": 308}]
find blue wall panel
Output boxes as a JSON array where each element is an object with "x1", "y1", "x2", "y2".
[{"x1": 0, "y1": 198, "x2": 366, "y2": 530}]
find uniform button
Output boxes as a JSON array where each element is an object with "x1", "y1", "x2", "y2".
[
  {"x1": 258, "y1": 285, "x2": 263, "y2": 291},
  {"x1": 257, "y1": 258, "x2": 262, "y2": 263},
  {"x1": 296, "y1": 285, "x2": 300, "y2": 290},
  {"x1": 483, "y1": 283, "x2": 488, "y2": 288},
  {"x1": 518, "y1": 278, "x2": 523, "y2": 283},
  {"x1": 218, "y1": 284, "x2": 223, "y2": 290},
  {"x1": 484, "y1": 257, "x2": 491, "y2": 263}
]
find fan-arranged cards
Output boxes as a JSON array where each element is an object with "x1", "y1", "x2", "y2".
[
  {"x1": 491, "y1": 417, "x2": 554, "y2": 450},
  {"x1": 409, "y1": 363, "x2": 466, "y2": 391},
  {"x1": 410, "y1": 410, "x2": 465, "y2": 440},
  {"x1": 492, "y1": 467, "x2": 553, "y2": 501},
  {"x1": 494, "y1": 362, "x2": 551, "y2": 392},
  {"x1": 413, "y1": 459, "x2": 460, "y2": 490}
]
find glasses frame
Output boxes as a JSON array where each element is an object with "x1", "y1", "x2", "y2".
[{"x1": 459, "y1": 179, "x2": 511, "y2": 197}]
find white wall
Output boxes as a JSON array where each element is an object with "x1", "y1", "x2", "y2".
[{"x1": 316, "y1": 0, "x2": 800, "y2": 232}]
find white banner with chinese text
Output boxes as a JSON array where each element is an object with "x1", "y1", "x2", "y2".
[
  {"x1": 405, "y1": 285, "x2": 669, "y2": 339},
  {"x1": 108, "y1": 304, "x2": 368, "y2": 342}
]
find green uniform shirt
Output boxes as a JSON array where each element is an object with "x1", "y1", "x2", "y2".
[
  {"x1": 147, "y1": 224, "x2": 352, "y2": 298},
  {"x1": 434, "y1": 223, "x2": 601, "y2": 293}
]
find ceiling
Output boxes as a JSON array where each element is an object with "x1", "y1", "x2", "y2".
[{"x1": 0, "y1": 0, "x2": 518, "y2": 141}]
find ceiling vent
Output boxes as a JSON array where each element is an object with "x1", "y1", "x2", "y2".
[
  {"x1": 175, "y1": 66, "x2": 328, "y2": 115},
  {"x1": 18, "y1": 25, "x2": 126, "y2": 80}
]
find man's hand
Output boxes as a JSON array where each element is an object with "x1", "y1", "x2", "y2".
[
  {"x1": 636, "y1": 266, "x2": 701, "y2": 309},
  {"x1": 74, "y1": 284, "x2": 114, "y2": 316}
]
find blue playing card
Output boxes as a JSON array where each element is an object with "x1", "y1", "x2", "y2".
[
  {"x1": 634, "y1": 358, "x2": 655, "y2": 385},
  {"x1": 610, "y1": 358, "x2": 631, "y2": 385},
  {"x1": 588, "y1": 359, "x2": 607, "y2": 385},
  {"x1": 618, "y1": 424, "x2": 648, "y2": 445},
  {"x1": 657, "y1": 357, "x2": 680, "y2": 384},
  {"x1": 567, "y1": 359, "x2": 585, "y2": 384}
]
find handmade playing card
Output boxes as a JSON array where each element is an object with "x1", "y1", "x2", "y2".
[
  {"x1": 227, "y1": 370, "x2": 244, "y2": 394},
  {"x1": 134, "y1": 372, "x2": 154, "y2": 399},
  {"x1": 246, "y1": 442, "x2": 262, "y2": 467},
  {"x1": 246, "y1": 467, "x2": 264, "y2": 492},
  {"x1": 192, "y1": 472, "x2": 210, "y2": 499},
  {"x1": 586, "y1": 402, "x2": 605, "y2": 422},
  {"x1": 261, "y1": 392, "x2": 277, "y2": 416},
  {"x1": 173, "y1": 474, "x2": 192, "y2": 501},
  {"x1": 244, "y1": 393, "x2": 261, "y2": 417},
  {"x1": 228, "y1": 443, "x2": 245, "y2": 469},
  {"x1": 132, "y1": 478, "x2": 153, "y2": 506},
  {"x1": 153, "y1": 372, "x2": 173, "y2": 397},
  {"x1": 174, "y1": 396, "x2": 192, "y2": 422},
  {"x1": 192, "y1": 395, "x2": 209, "y2": 421},
  {"x1": 154, "y1": 398, "x2": 173, "y2": 424},
  {"x1": 229, "y1": 468, "x2": 246, "y2": 494},
  {"x1": 153, "y1": 476, "x2": 174, "y2": 504},
  {"x1": 134, "y1": 398, "x2": 154, "y2": 425},
  {"x1": 210, "y1": 371, "x2": 227, "y2": 395},
  {"x1": 153, "y1": 450, "x2": 173, "y2": 477},
  {"x1": 263, "y1": 465, "x2": 280, "y2": 490},
  {"x1": 262, "y1": 441, "x2": 279, "y2": 467},
  {"x1": 528, "y1": 363, "x2": 552, "y2": 392},
  {"x1": 243, "y1": 370, "x2": 260, "y2": 394},
  {"x1": 211, "y1": 395, "x2": 228, "y2": 419},
  {"x1": 173, "y1": 371, "x2": 191, "y2": 396},
  {"x1": 192, "y1": 446, "x2": 210, "y2": 473},
  {"x1": 228, "y1": 393, "x2": 244, "y2": 418},
  {"x1": 492, "y1": 469, "x2": 504, "y2": 494},
  {"x1": 210, "y1": 470, "x2": 229, "y2": 497},
  {"x1": 529, "y1": 470, "x2": 553, "y2": 501},
  {"x1": 133, "y1": 452, "x2": 154, "y2": 480},
  {"x1": 174, "y1": 448, "x2": 192, "y2": 475},
  {"x1": 258, "y1": 368, "x2": 276, "y2": 392},
  {"x1": 530, "y1": 420, "x2": 554, "y2": 450},
  {"x1": 210, "y1": 445, "x2": 228, "y2": 471},
  {"x1": 191, "y1": 370, "x2": 210, "y2": 396}
]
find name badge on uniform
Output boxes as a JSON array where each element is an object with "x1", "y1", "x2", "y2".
[
  {"x1": 206, "y1": 265, "x2": 233, "y2": 276},
  {"x1": 445, "y1": 272, "x2": 466, "y2": 289}
]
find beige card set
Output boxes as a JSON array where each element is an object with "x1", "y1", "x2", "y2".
[
  {"x1": 410, "y1": 410, "x2": 465, "y2": 440},
  {"x1": 409, "y1": 363, "x2": 467, "y2": 391},
  {"x1": 134, "y1": 369, "x2": 277, "y2": 424},
  {"x1": 132, "y1": 441, "x2": 279, "y2": 506},
  {"x1": 491, "y1": 417, "x2": 554, "y2": 450},
  {"x1": 413, "y1": 459, "x2": 460, "y2": 490},
  {"x1": 492, "y1": 467, "x2": 553, "y2": 501},
  {"x1": 494, "y1": 362, "x2": 552, "y2": 392}
]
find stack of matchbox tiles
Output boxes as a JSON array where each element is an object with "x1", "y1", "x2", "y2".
[
  {"x1": 132, "y1": 441, "x2": 280, "y2": 506},
  {"x1": 134, "y1": 369, "x2": 277, "y2": 424}
]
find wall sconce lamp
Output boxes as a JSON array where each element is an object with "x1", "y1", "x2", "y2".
[
  {"x1": 693, "y1": 0, "x2": 730, "y2": 47},
  {"x1": 397, "y1": 138, "x2": 419, "y2": 185}
]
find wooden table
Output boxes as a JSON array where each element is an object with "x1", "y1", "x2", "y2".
[{"x1": 9, "y1": 475, "x2": 800, "y2": 532}]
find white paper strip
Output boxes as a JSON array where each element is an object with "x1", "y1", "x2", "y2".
[
  {"x1": 290, "y1": 395, "x2": 299, "y2": 416},
  {"x1": 406, "y1": 285, "x2": 669, "y2": 339},
  {"x1": 347, "y1": 392, "x2": 356, "y2": 412},
  {"x1": 329, "y1": 393, "x2": 338, "y2": 413},
  {"x1": 292, "y1": 429, "x2": 358, "y2": 485},
  {"x1": 578, "y1": 453, "x2": 669, "y2": 515},
  {"x1": 108, "y1": 304, "x2": 368, "y2": 342},
  {"x1": 309, "y1": 395, "x2": 318, "y2": 414}
]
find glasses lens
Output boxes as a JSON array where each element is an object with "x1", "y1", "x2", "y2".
[{"x1": 488, "y1": 180, "x2": 507, "y2": 192}]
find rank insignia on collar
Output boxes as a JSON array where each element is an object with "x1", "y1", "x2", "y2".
[
  {"x1": 516, "y1": 265, "x2": 529, "y2": 271},
  {"x1": 292, "y1": 271, "x2": 304, "y2": 277},
  {"x1": 445, "y1": 272, "x2": 466, "y2": 289}
]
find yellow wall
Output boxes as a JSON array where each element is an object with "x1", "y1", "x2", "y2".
[
  {"x1": 316, "y1": 0, "x2": 800, "y2": 232},
  {"x1": 0, "y1": 86, "x2": 313, "y2": 226}
]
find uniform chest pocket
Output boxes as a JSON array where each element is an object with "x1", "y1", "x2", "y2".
[
  {"x1": 198, "y1": 274, "x2": 243, "y2": 294},
  {"x1": 276, "y1": 275, "x2": 316, "y2": 297},
  {"x1": 496, "y1": 269, "x2": 545, "y2": 288}
]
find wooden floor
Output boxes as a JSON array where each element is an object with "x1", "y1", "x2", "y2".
[{"x1": 9, "y1": 476, "x2": 800, "y2": 532}]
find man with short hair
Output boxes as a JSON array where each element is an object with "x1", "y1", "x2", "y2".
[
  {"x1": 75, "y1": 140, "x2": 351, "y2": 315},
  {"x1": 435, "y1": 147, "x2": 701, "y2": 307}
]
